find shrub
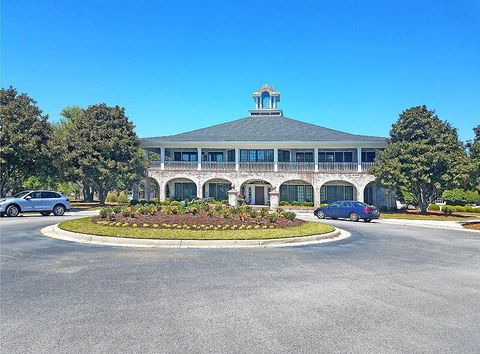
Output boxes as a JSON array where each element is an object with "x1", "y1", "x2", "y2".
[
  {"x1": 427, "y1": 204, "x2": 440, "y2": 211},
  {"x1": 291, "y1": 201, "x2": 302, "y2": 206},
  {"x1": 148, "y1": 204, "x2": 158, "y2": 215},
  {"x1": 379, "y1": 205, "x2": 389, "y2": 212},
  {"x1": 221, "y1": 200, "x2": 228, "y2": 205},
  {"x1": 464, "y1": 206, "x2": 474, "y2": 213},
  {"x1": 112, "y1": 206, "x2": 122, "y2": 214},
  {"x1": 259, "y1": 207, "x2": 269, "y2": 218},
  {"x1": 185, "y1": 205, "x2": 199, "y2": 215},
  {"x1": 279, "y1": 201, "x2": 289, "y2": 206},
  {"x1": 106, "y1": 192, "x2": 118, "y2": 203},
  {"x1": 442, "y1": 189, "x2": 479, "y2": 206},
  {"x1": 138, "y1": 205, "x2": 150, "y2": 215},
  {"x1": 150, "y1": 198, "x2": 158, "y2": 204},
  {"x1": 130, "y1": 199, "x2": 139, "y2": 206},
  {"x1": 121, "y1": 206, "x2": 136, "y2": 218},
  {"x1": 303, "y1": 202, "x2": 314, "y2": 207},
  {"x1": 161, "y1": 200, "x2": 171, "y2": 205},
  {"x1": 281, "y1": 211, "x2": 296, "y2": 221},
  {"x1": 117, "y1": 192, "x2": 129, "y2": 204},
  {"x1": 170, "y1": 200, "x2": 180, "y2": 206},
  {"x1": 442, "y1": 205, "x2": 455, "y2": 215},
  {"x1": 237, "y1": 198, "x2": 246, "y2": 206},
  {"x1": 455, "y1": 206, "x2": 465, "y2": 212},
  {"x1": 268, "y1": 212, "x2": 279, "y2": 223},
  {"x1": 99, "y1": 207, "x2": 115, "y2": 220}
]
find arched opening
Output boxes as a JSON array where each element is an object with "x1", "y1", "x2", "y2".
[
  {"x1": 320, "y1": 180, "x2": 357, "y2": 204},
  {"x1": 240, "y1": 179, "x2": 273, "y2": 206},
  {"x1": 363, "y1": 181, "x2": 396, "y2": 208},
  {"x1": 261, "y1": 91, "x2": 271, "y2": 108},
  {"x1": 140, "y1": 177, "x2": 160, "y2": 200},
  {"x1": 165, "y1": 177, "x2": 197, "y2": 201},
  {"x1": 279, "y1": 180, "x2": 314, "y2": 204},
  {"x1": 202, "y1": 178, "x2": 232, "y2": 201},
  {"x1": 364, "y1": 181, "x2": 375, "y2": 206}
]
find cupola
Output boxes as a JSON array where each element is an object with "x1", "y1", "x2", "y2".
[{"x1": 249, "y1": 84, "x2": 283, "y2": 117}]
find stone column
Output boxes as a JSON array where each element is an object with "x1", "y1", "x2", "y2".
[
  {"x1": 197, "y1": 148, "x2": 202, "y2": 170},
  {"x1": 357, "y1": 185, "x2": 365, "y2": 203},
  {"x1": 313, "y1": 185, "x2": 321, "y2": 207},
  {"x1": 160, "y1": 147, "x2": 165, "y2": 170},
  {"x1": 357, "y1": 147, "x2": 362, "y2": 172},
  {"x1": 143, "y1": 178, "x2": 151, "y2": 201},
  {"x1": 274, "y1": 148, "x2": 278, "y2": 172},
  {"x1": 235, "y1": 148, "x2": 240, "y2": 171},
  {"x1": 314, "y1": 147, "x2": 319, "y2": 172},
  {"x1": 228, "y1": 189, "x2": 239, "y2": 207},
  {"x1": 196, "y1": 182, "x2": 203, "y2": 199},
  {"x1": 158, "y1": 181, "x2": 166, "y2": 202},
  {"x1": 269, "y1": 189, "x2": 280, "y2": 211}
]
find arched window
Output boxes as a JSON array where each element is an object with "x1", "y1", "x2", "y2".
[{"x1": 261, "y1": 91, "x2": 271, "y2": 108}]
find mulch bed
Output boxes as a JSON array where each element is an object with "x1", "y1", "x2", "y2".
[
  {"x1": 464, "y1": 222, "x2": 480, "y2": 231},
  {"x1": 92, "y1": 211, "x2": 304, "y2": 229}
]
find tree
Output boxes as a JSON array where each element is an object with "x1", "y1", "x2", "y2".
[
  {"x1": 69, "y1": 103, "x2": 145, "y2": 204},
  {"x1": 442, "y1": 189, "x2": 478, "y2": 206},
  {"x1": 467, "y1": 125, "x2": 480, "y2": 191},
  {"x1": 371, "y1": 106, "x2": 469, "y2": 214},
  {"x1": 0, "y1": 87, "x2": 52, "y2": 197}
]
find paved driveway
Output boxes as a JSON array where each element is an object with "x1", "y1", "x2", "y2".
[{"x1": 1, "y1": 212, "x2": 480, "y2": 353}]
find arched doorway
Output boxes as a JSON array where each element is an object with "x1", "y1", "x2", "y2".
[
  {"x1": 202, "y1": 178, "x2": 232, "y2": 201},
  {"x1": 279, "y1": 180, "x2": 314, "y2": 204},
  {"x1": 165, "y1": 177, "x2": 197, "y2": 201},
  {"x1": 240, "y1": 179, "x2": 273, "y2": 206},
  {"x1": 320, "y1": 180, "x2": 357, "y2": 204}
]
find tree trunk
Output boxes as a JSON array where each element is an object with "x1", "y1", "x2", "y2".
[
  {"x1": 418, "y1": 201, "x2": 428, "y2": 214},
  {"x1": 82, "y1": 181, "x2": 94, "y2": 202},
  {"x1": 98, "y1": 188, "x2": 107, "y2": 205}
]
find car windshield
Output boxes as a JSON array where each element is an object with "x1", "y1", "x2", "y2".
[{"x1": 12, "y1": 191, "x2": 31, "y2": 198}]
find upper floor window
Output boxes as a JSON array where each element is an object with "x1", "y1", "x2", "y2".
[
  {"x1": 361, "y1": 151, "x2": 376, "y2": 162},
  {"x1": 240, "y1": 149, "x2": 274, "y2": 162},
  {"x1": 261, "y1": 91, "x2": 271, "y2": 108},
  {"x1": 173, "y1": 151, "x2": 197, "y2": 162}
]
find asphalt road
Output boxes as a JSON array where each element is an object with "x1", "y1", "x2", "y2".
[{"x1": 1, "y1": 212, "x2": 480, "y2": 353}]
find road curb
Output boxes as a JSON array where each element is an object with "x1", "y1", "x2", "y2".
[{"x1": 40, "y1": 224, "x2": 349, "y2": 248}]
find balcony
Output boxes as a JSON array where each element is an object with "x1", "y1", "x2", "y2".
[
  {"x1": 201, "y1": 161, "x2": 236, "y2": 171},
  {"x1": 278, "y1": 162, "x2": 315, "y2": 171},
  {"x1": 149, "y1": 160, "x2": 373, "y2": 173},
  {"x1": 318, "y1": 162, "x2": 358, "y2": 172}
]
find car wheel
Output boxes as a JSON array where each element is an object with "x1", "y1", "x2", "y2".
[
  {"x1": 349, "y1": 212, "x2": 359, "y2": 222},
  {"x1": 53, "y1": 204, "x2": 66, "y2": 216},
  {"x1": 41, "y1": 212, "x2": 51, "y2": 216},
  {"x1": 363, "y1": 219, "x2": 371, "y2": 222},
  {"x1": 317, "y1": 210, "x2": 325, "y2": 219},
  {"x1": 6, "y1": 205, "x2": 20, "y2": 217}
]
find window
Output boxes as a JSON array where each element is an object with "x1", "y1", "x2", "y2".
[
  {"x1": 27, "y1": 191, "x2": 42, "y2": 199},
  {"x1": 278, "y1": 150, "x2": 290, "y2": 162},
  {"x1": 295, "y1": 152, "x2": 314, "y2": 162},
  {"x1": 361, "y1": 151, "x2": 376, "y2": 162},
  {"x1": 174, "y1": 183, "x2": 196, "y2": 201},
  {"x1": 319, "y1": 151, "x2": 354, "y2": 162},
  {"x1": 280, "y1": 185, "x2": 313, "y2": 203},
  {"x1": 173, "y1": 151, "x2": 197, "y2": 162},
  {"x1": 208, "y1": 152, "x2": 224, "y2": 162},
  {"x1": 208, "y1": 183, "x2": 230, "y2": 200},
  {"x1": 261, "y1": 91, "x2": 271, "y2": 108},
  {"x1": 320, "y1": 185, "x2": 355, "y2": 204},
  {"x1": 41, "y1": 192, "x2": 61, "y2": 198},
  {"x1": 240, "y1": 149, "x2": 274, "y2": 162},
  {"x1": 227, "y1": 150, "x2": 235, "y2": 162}
]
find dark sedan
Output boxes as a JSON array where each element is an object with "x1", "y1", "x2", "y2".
[{"x1": 314, "y1": 200, "x2": 380, "y2": 222}]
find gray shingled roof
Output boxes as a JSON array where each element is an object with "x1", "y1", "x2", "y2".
[{"x1": 142, "y1": 115, "x2": 386, "y2": 142}]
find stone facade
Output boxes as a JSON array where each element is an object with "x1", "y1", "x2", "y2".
[{"x1": 144, "y1": 168, "x2": 379, "y2": 209}]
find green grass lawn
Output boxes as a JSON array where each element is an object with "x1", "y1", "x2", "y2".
[
  {"x1": 380, "y1": 212, "x2": 478, "y2": 221},
  {"x1": 59, "y1": 217, "x2": 335, "y2": 240}
]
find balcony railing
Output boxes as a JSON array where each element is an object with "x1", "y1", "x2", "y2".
[
  {"x1": 201, "y1": 161, "x2": 236, "y2": 171},
  {"x1": 164, "y1": 161, "x2": 198, "y2": 170},
  {"x1": 239, "y1": 162, "x2": 275, "y2": 171},
  {"x1": 361, "y1": 162, "x2": 375, "y2": 172},
  {"x1": 278, "y1": 162, "x2": 316, "y2": 171},
  {"x1": 318, "y1": 162, "x2": 358, "y2": 172},
  {"x1": 149, "y1": 160, "x2": 373, "y2": 173}
]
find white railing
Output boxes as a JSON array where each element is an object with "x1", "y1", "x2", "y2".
[
  {"x1": 361, "y1": 162, "x2": 375, "y2": 172},
  {"x1": 164, "y1": 161, "x2": 198, "y2": 170},
  {"x1": 277, "y1": 162, "x2": 316, "y2": 171},
  {"x1": 239, "y1": 162, "x2": 275, "y2": 171},
  {"x1": 318, "y1": 162, "x2": 358, "y2": 172},
  {"x1": 201, "y1": 161, "x2": 236, "y2": 170}
]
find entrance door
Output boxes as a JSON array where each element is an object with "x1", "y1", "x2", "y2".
[{"x1": 254, "y1": 186, "x2": 265, "y2": 205}]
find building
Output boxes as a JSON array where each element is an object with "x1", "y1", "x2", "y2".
[{"x1": 140, "y1": 84, "x2": 395, "y2": 209}]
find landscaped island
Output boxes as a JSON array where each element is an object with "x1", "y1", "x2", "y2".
[{"x1": 59, "y1": 201, "x2": 335, "y2": 240}]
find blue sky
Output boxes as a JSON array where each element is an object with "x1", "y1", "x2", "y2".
[{"x1": 2, "y1": 0, "x2": 479, "y2": 141}]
